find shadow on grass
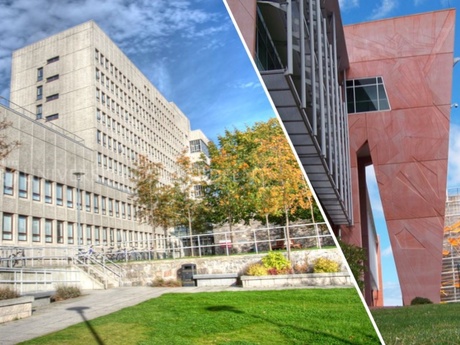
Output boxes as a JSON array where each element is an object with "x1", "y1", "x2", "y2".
[
  {"x1": 206, "y1": 305, "x2": 376, "y2": 345},
  {"x1": 67, "y1": 306, "x2": 104, "y2": 345}
]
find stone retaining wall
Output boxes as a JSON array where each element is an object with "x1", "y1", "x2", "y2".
[
  {"x1": 120, "y1": 249, "x2": 345, "y2": 287},
  {"x1": 0, "y1": 296, "x2": 34, "y2": 323}
]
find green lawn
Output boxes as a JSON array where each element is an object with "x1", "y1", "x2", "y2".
[
  {"x1": 20, "y1": 288, "x2": 380, "y2": 345},
  {"x1": 371, "y1": 303, "x2": 460, "y2": 345}
]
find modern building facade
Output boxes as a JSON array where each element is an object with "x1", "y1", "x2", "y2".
[
  {"x1": 227, "y1": 0, "x2": 454, "y2": 305},
  {"x1": 1, "y1": 21, "x2": 207, "y2": 250}
]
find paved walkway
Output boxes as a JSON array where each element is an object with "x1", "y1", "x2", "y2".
[{"x1": 1, "y1": 285, "x2": 320, "y2": 344}]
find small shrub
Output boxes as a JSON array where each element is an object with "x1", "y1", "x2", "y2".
[
  {"x1": 245, "y1": 263, "x2": 269, "y2": 276},
  {"x1": 0, "y1": 286, "x2": 20, "y2": 300},
  {"x1": 152, "y1": 277, "x2": 182, "y2": 287},
  {"x1": 313, "y1": 257, "x2": 340, "y2": 273},
  {"x1": 53, "y1": 285, "x2": 81, "y2": 301},
  {"x1": 262, "y1": 251, "x2": 291, "y2": 271},
  {"x1": 293, "y1": 262, "x2": 310, "y2": 274},
  {"x1": 411, "y1": 296, "x2": 433, "y2": 305}
]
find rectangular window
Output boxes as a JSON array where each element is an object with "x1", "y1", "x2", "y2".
[
  {"x1": 67, "y1": 223, "x2": 74, "y2": 244},
  {"x1": 86, "y1": 225, "x2": 92, "y2": 244},
  {"x1": 19, "y1": 172, "x2": 28, "y2": 198},
  {"x1": 2, "y1": 213, "x2": 13, "y2": 240},
  {"x1": 93, "y1": 194, "x2": 99, "y2": 213},
  {"x1": 127, "y1": 205, "x2": 131, "y2": 220},
  {"x1": 46, "y1": 74, "x2": 59, "y2": 82},
  {"x1": 57, "y1": 221, "x2": 64, "y2": 244},
  {"x1": 3, "y1": 169, "x2": 14, "y2": 195},
  {"x1": 32, "y1": 176, "x2": 40, "y2": 201},
  {"x1": 32, "y1": 218, "x2": 41, "y2": 242},
  {"x1": 45, "y1": 219, "x2": 53, "y2": 243},
  {"x1": 67, "y1": 187, "x2": 73, "y2": 208},
  {"x1": 46, "y1": 114, "x2": 59, "y2": 121},
  {"x1": 121, "y1": 202, "x2": 126, "y2": 219},
  {"x1": 45, "y1": 180, "x2": 52, "y2": 203},
  {"x1": 101, "y1": 197, "x2": 106, "y2": 215},
  {"x1": 37, "y1": 86, "x2": 43, "y2": 100},
  {"x1": 110, "y1": 228, "x2": 114, "y2": 244},
  {"x1": 56, "y1": 183, "x2": 63, "y2": 205},
  {"x1": 46, "y1": 93, "x2": 59, "y2": 102},
  {"x1": 95, "y1": 226, "x2": 100, "y2": 245},
  {"x1": 18, "y1": 215, "x2": 27, "y2": 241},
  {"x1": 36, "y1": 104, "x2": 43, "y2": 120},
  {"x1": 37, "y1": 67, "x2": 43, "y2": 81},
  {"x1": 47, "y1": 56, "x2": 59, "y2": 64},
  {"x1": 85, "y1": 192, "x2": 91, "y2": 212},
  {"x1": 115, "y1": 200, "x2": 120, "y2": 217},
  {"x1": 102, "y1": 228, "x2": 107, "y2": 245},
  {"x1": 108, "y1": 199, "x2": 113, "y2": 216}
]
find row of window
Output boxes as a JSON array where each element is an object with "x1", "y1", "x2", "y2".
[
  {"x1": 3, "y1": 169, "x2": 135, "y2": 219},
  {"x1": 346, "y1": 77, "x2": 390, "y2": 114},
  {"x1": 96, "y1": 108, "x2": 178, "y2": 170},
  {"x1": 36, "y1": 59, "x2": 60, "y2": 122},
  {"x1": 1, "y1": 213, "x2": 158, "y2": 246},
  {"x1": 95, "y1": 49, "x2": 151, "y2": 107}
]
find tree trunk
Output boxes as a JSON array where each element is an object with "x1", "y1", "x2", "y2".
[{"x1": 266, "y1": 213, "x2": 272, "y2": 251}]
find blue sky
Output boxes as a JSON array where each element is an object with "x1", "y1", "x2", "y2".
[
  {"x1": 339, "y1": 0, "x2": 460, "y2": 306},
  {"x1": 0, "y1": 0, "x2": 274, "y2": 144}
]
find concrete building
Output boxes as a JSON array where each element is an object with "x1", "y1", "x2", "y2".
[
  {"x1": 1, "y1": 21, "x2": 207, "y2": 250},
  {"x1": 227, "y1": 0, "x2": 454, "y2": 305}
]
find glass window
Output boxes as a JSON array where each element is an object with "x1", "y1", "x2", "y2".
[
  {"x1": 2, "y1": 213, "x2": 13, "y2": 240},
  {"x1": 44, "y1": 181, "x2": 52, "y2": 203},
  {"x1": 95, "y1": 226, "x2": 100, "y2": 245},
  {"x1": 18, "y1": 215, "x2": 27, "y2": 241},
  {"x1": 36, "y1": 104, "x2": 43, "y2": 119},
  {"x1": 32, "y1": 218, "x2": 41, "y2": 242},
  {"x1": 102, "y1": 227, "x2": 107, "y2": 245},
  {"x1": 37, "y1": 67, "x2": 43, "y2": 81},
  {"x1": 32, "y1": 176, "x2": 41, "y2": 201},
  {"x1": 108, "y1": 199, "x2": 113, "y2": 216},
  {"x1": 45, "y1": 219, "x2": 53, "y2": 243},
  {"x1": 46, "y1": 114, "x2": 59, "y2": 121},
  {"x1": 66, "y1": 186, "x2": 73, "y2": 208},
  {"x1": 346, "y1": 77, "x2": 390, "y2": 114},
  {"x1": 46, "y1": 74, "x2": 59, "y2": 82},
  {"x1": 86, "y1": 225, "x2": 92, "y2": 244},
  {"x1": 85, "y1": 192, "x2": 91, "y2": 212},
  {"x1": 56, "y1": 183, "x2": 63, "y2": 205},
  {"x1": 47, "y1": 56, "x2": 59, "y2": 64},
  {"x1": 37, "y1": 86, "x2": 43, "y2": 100},
  {"x1": 57, "y1": 221, "x2": 64, "y2": 244},
  {"x1": 3, "y1": 169, "x2": 14, "y2": 195},
  {"x1": 19, "y1": 172, "x2": 28, "y2": 198},
  {"x1": 93, "y1": 194, "x2": 99, "y2": 213},
  {"x1": 101, "y1": 197, "x2": 106, "y2": 215},
  {"x1": 115, "y1": 200, "x2": 120, "y2": 217},
  {"x1": 46, "y1": 93, "x2": 59, "y2": 102},
  {"x1": 67, "y1": 223, "x2": 74, "y2": 244}
]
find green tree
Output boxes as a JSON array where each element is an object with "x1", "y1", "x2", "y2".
[
  {"x1": 205, "y1": 129, "x2": 255, "y2": 244},
  {"x1": 130, "y1": 155, "x2": 176, "y2": 253}
]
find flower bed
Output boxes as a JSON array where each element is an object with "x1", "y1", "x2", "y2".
[{"x1": 240, "y1": 272, "x2": 352, "y2": 288}]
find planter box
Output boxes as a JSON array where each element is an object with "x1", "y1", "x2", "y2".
[
  {"x1": 0, "y1": 296, "x2": 34, "y2": 324},
  {"x1": 241, "y1": 272, "x2": 352, "y2": 288}
]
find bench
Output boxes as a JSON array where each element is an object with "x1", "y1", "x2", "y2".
[
  {"x1": 23, "y1": 291, "x2": 55, "y2": 307},
  {"x1": 192, "y1": 273, "x2": 239, "y2": 287},
  {"x1": 272, "y1": 240, "x2": 302, "y2": 250}
]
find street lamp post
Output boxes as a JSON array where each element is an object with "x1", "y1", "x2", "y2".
[{"x1": 73, "y1": 172, "x2": 85, "y2": 245}]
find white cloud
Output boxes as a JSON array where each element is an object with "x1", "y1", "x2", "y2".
[
  {"x1": 0, "y1": 0, "x2": 227, "y2": 100},
  {"x1": 339, "y1": 0, "x2": 359, "y2": 11},
  {"x1": 383, "y1": 281, "x2": 403, "y2": 306},
  {"x1": 448, "y1": 124, "x2": 460, "y2": 188},
  {"x1": 369, "y1": 0, "x2": 398, "y2": 20},
  {"x1": 381, "y1": 246, "x2": 393, "y2": 257}
]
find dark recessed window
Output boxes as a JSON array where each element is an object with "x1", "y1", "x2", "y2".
[
  {"x1": 37, "y1": 86, "x2": 43, "y2": 100},
  {"x1": 346, "y1": 77, "x2": 390, "y2": 114},
  {"x1": 46, "y1": 74, "x2": 59, "y2": 82},
  {"x1": 36, "y1": 104, "x2": 42, "y2": 119},
  {"x1": 46, "y1": 113, "x2": 59, "y2": 122},
  {"x1": 37, "y1": 67, "x2": 43, "y2": 81},
  {"x1": 46, "y1": 93, "x2": 59, "y2": 102},
  {"x1": 47, "y1": 56, "x2": 60, "y2": 64}
]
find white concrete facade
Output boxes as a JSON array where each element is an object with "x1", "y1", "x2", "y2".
[{"x1": 1, "y1": 21, "x2": 206, "y2": 248}]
